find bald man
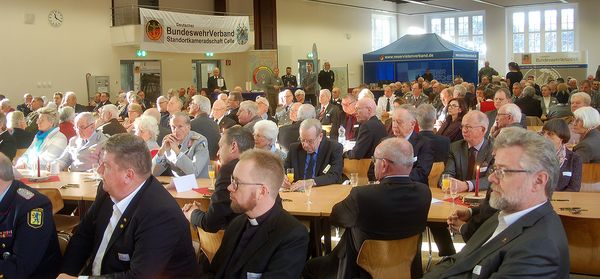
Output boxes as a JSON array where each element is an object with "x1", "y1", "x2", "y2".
[{"x1": 343, "y1": 98, "x2": 387, "y2": 159}]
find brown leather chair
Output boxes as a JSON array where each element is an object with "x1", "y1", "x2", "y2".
[
  {"x1": 356, "y1": 234, "x2": 420, "y2": 279},
  {"x1": 581, "y1": 163, "x2": 600, "y2": 192},
  {"x1": 428, "y1": 162, "x2": 445, "y2": 188},
  {"x1": 560, "y1": 215, "x2": 600, "y2": 275},
  {"x1": 343, "y1": 158, "x2": 372, "y2": 185}
]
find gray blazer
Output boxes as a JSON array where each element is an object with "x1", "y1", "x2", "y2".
[
  {"x1": 424, "y1": 202, "x2": 569, "y2": 278},
  {"x1": 441, "y1": 138, "x2": 494, "y2": 191},
  {"x1": 152, "y1": 130, "x2": 210, "y2": 178},
  {"x1": 57, "y1": 131, "x2": 108, "y2": 172},
  {"x1": 574, "y1": 128, "x2": 600, "y2": 163},
  {"x1": 540, "y1": 96, "x2": 558, "y2": 116}
]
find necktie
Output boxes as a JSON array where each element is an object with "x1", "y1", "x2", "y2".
[
  {"x1": 319, "y1": 107, "x2": 326, "y2": 120},
  {"x1": 386, "y1": 98, "x2": 391, "y2": 111},
  {"x1": 305, "y1": 153, "x2": 316, "y2": 179},
  {"x1": 93, "y1": 204, "x2": 122, "y2": 275},
  {"x1": 346, "y1": 115, "x2": 355, "y2": 139},
  {"x1": 467, "y1": 147, "x2": 477, "y2": 180}
]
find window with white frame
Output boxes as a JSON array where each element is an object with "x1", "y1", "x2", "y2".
[
  {"x1": 426, "y1": 11, "x2": 486, "y2": 67},
  {"x1": 508, "y1": 4, "x2": 576, "y2": 54},
  {"x1": 371, "y1": 14, "x2": 397, "y2": 51}
]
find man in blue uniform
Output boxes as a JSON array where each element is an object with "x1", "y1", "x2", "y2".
[{"x1": 0, "y1": 153, "x2": 61, "y2": 278}]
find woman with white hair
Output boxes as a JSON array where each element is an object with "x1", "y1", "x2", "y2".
[
  {"x1": 133, "y1": 115, "x2": 160, "y2": 151},
  {"x1": 15, "y1": 107, "x2": 67, "y2": 169},
  {"x1": 572, "y1": 106, "x2": 600, "y2": 163},
  {"x1": 58, "y1": 106, "x2": 76, "y2": 141},
  {"x1": 253, "y1": 119, "x2": 286, "y2": 160}
]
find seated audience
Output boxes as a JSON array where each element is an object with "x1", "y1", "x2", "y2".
[
  {"x1": 133, "y1": 115, "x2": 160, "y2": 151},
  {"x1": 6, "y1": 111, "x2": 34, "y2": 149},
  {"x1": 436, "y1": 97, "x2": 467, "y2": 142},
  {"x1": 60, "y1": 134, "x2": 199, "y2": 278},
  {"x1": 0, "y1": 153, "x2": 61, "y2": 278},
  {"x1": 58, "y1": 106, "x2": 76, "y2": 141},
  {"x1": 253, "y1": 120, "x2": 286, "y2": 160},
  {"x1": 16, "y1": 107, "x2": 67, "y2": 169},
  {"x1": 427, "y1": 127, "x2": 569, "y2": 278},
  {"x1": 546, "y1": 90, "x2": 572, "y2": 119},
  {"x1": 152, "y1": 112, "x2": 210, "y2": 178},
  {"x1": 0, "y1": 112, "x2": 16, "y2": 160},
  {"x1": 142, "y1": 107, "x2": 169, "y2": 145},
  {"x1": 343, "y1": 98, "x2": 387, "y2": 159},
  {"x1": 572, "y1": 106, "x2": 600, "y2": 163},
  {"x1": 237, "y1": 100, "x2": 262, "y2": 132},
  {"x1": 62, "y1": 91, "x2": 87, "y2": 113},
  {"x1": 156, "y1": 95, "x2": 170, "y2": 128},
  {"x1": 416, "y1": 104, "x2": 451, "y2": 162},
  {"x1": 57, "y1": 112, "x2": 108, "y2": 172},
  {"x1": 275, "y1": 89, "x2": 294, "y2": 126},
  {"x1": 303, "y1": 138, "x2": 432, "y2": 278},
  {"x1": 540, "y1": 84, "x2": 558, "y2": 117},
  {"x1": 295, "y1": 89, "x2": 307, "y2": 104},
  {"x1": 25, "y1": 97, "x2": 44, "y2": 133},
  {"x1": 255, "y1": 96, "x2": 276, "y2": 122},
  {"x1": 182, "y1": 126, "x2": 254, "y2": 233},
  {"x1": 225, "y1": 91, "x2": 243, "y2": 124},
  {"x1": 122, "y1": 103, "x2": 143, "y2": 133},
  {"x1": 491, "y1": 103, "x2": 523, "y2": 138},
  {"x1": 278, "y1": 103, "x2": 314, "y2": 153},
  {"x1": 515, "y1": 85, "x2": 542, "y2": 117},
  {"x1": 207, "y1": 149, "x2": 309, "y2": 278},
  {"x1": 16, "y1": 93, "x2": 32, "y2": 116},
  {"x1": 212, "y1": 99, "x2": 236, "y2": 130},
  {"x1": 285, "y1": 119, "x2": 344, "y2": 189},
  {"x1": 340, "y1": 94, "x2": 359, "y2": 141},
  {"x1": 316, "y1": 89, "x2": 341, "y2": 140},
  {"x1": 189, "y1": 95, "x2": 220, "y2": 160},
  {"x1": 97, "y1": 104, "x2": 127, "y2": 136},
  {"x1": 541, "y1": 119, "x2": 582, "y2": 192}
]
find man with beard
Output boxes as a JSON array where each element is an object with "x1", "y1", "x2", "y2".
[
  {"x1": 426, "y1": 127, "x2": 569, "y2": 278},
  {"x1": 206, "y1": 149, "x2": 309, "y2": 278}
]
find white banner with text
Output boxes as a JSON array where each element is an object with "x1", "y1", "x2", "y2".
[{"x1": 140, "y1": 8, "x2": 251, "y2": 53}]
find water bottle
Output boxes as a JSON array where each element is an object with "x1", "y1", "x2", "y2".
[{"x1": 338, "y1": 126, "x2": 346, "y2": 144}]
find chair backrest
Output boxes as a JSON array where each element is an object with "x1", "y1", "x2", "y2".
[
  {"x1": 37, "y1": 188, "x2": 64, "y2": 214},
  {"x1": 13, "y1": 148, "x2": 26, "y2": 163},
  {"x1": 428, "y1": 162, "x2": 445, "y2": 188},
  {"x1": 581, "y1": 163, "x2": 600, "y2": 192},
  {"x1": 343, "y1": 158, "x2": 372, "y2": 185},
  {"x1": 356, "y1": 234, "x2": 420, "y2": 279},
  {"x1": 197, "y1": 227, "x2": 225, "y2": 263},
  {"x1": 525, "y1": 116, "x2": 543, "y2": 126},
  {"x1": 560, "y1": 215, "x2": 600, "y2": 275}
]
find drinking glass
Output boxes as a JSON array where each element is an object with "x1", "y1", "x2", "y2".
[
  {"x1": 304, "y1": 181, "x2": 312, "y2": 205},
  {"x1": 208, "y1": 164, "x2": 216, "y2": 188},
  {"x1": 449, "y1": 180, "x2": 459, "y2": 210},
  {"x1": 441, "y1": 174, "x2": 451, "y2": 199},
  {"x1": 92, "y1": 163, "x2": 100, "y2": 180},
  {"x1": 286, "y1": 168, "x2": 294, "y2": 183},
  {"x1": 350, "y1": 173, "x2": 359, "y2": 187}
]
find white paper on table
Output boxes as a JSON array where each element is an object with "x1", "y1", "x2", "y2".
[
  {"x1": 343, "y1": 141, "x2": 356, "y2": 152},
  {"x1": 431, "y1": 198, "x2": 443, "y2": 204},
  {"x1": 173, "y1": 174, "x2": 198, "y2": 193}
]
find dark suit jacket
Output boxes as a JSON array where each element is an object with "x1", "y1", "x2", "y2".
[
  {"x1": 218, "y1": 116, "x2": 237, "y2": 131},
  {"x1": 485, "y1": 109, "x2": 527, "y2": 137},
  {"x1": 316, "y1": 104, "x2": 341, "y2": 140},
  {"x1": 191, "y1": 114, "x2": 221, "y2": 160},
  {"x1": 191, "y1": 159, "x2": 239, "y2": 233},
  {"x1": 340, "y1": 112, "x2": 359, "y2": 141},
  {"x1": 574, "y1": 128, "x2": 600, "y2": 163},
  {"x1": 343, "y1": 116, "x2": 387, "y2": 159},
  {"x1": 331, "y1": 177, "x2": 431, "y2": 278},
  {"x1": 0, "y1": 130, "x2": 17, "y2": 161},
  {"x1": 284, "y1": 138, "x2": 344, "y2": 186},
  {"x1": 225, "y1": 107, "x2": 239, "y2": 125},
  {"x1": 11, "y1": 128, "x2": 34, "y2": 149},
  {"x1": 61, "y1": 176, "x2": 199, "y2": 278},
  {"x1": 278, "y1": 121, "x2": 301, "y2": 153},
  {"x1": 515, "y1": 95, "x2": 542, "y2": 117},
  {"x1": 209, "y1": 202, "x2": 309, "y2": 278},
  {"x1": 556, "y1": 149, "x2": 582, "y2": 192},
  {"x1": 437, "y1": 116, "x2": 464, "y2": 142},
  {"x1": 419, "y1": 130, "x2": 451, "y2": 162},
  {"x1": 159, "y1": 112, "x2": 170, "y2": 129},
  {"x1": 442, "y1": 138, "x2": 494, "y2": 190},
  {"x1": 97, "y1": 118, "x2": 127, "y2": 137},
  {"x1": 459, "y1": 187, "x2": 497, "y2": 242},
  {"x1": 425, "y1": 202, "x2": 569, "y2": 279},
  {"x1": 94, "y1": 100, "x2": 112, "y2": 112},
  {"x1": 207, "y1": 75, "x2": 227, "y2": 93}
]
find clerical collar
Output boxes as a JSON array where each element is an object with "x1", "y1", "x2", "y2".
[{"x1": 247, "y1": 203, "x2": 276, "y2": 226}]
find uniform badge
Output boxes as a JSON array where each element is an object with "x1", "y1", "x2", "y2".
[
  {"x1": 28, "y1": 208, "x2": 43, "y2": 228},
  {"x1": 17, "y1": 188, "x2": 34, "y2": 200}
]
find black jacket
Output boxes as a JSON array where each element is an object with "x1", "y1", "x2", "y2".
[
  {"x1": 285, "y1": 138, "x2": 344, "y2": 186},
  {"x1": 191, "y1": 114, "x2": 221, "y2": 160},
  {"x1": 343, "y1": 116, "x2": 387, "y2": 159},
  {"x1": 0, "y1": 130, "x2": 17, "y2": 161}
]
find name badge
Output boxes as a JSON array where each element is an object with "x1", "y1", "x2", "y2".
[
  {"x1": 562, "y1": 171, "x2": 572, "y2": 177},
  {"x1": 323, "y1": 164, "x2": 331, "y2": 174},
  {"x1": 118, "y1": 253, "x2": 130, "y2": 262},
  {"x1": 480, "y1": 166, "x2": 488, "y2": 172},
  {"x1": 247, "y1": 272, "x2": 262, "y2": 279},
  {"x1": 473, "y1": 265, "x2": 482, "y2": 275}
]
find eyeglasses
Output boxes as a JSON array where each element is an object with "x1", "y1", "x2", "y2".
[
  {"x1": 371, "y1": 156, "x2": 395, "y2": 165},
  {"x1": 448, "y1": 104, "x2": 460, "y2": 108},
  {"x1": 76, "y1": 122, "x2": 95, "y2": 131},
  {"x1": 460, "y1": 125, "x2": 484, "y2": 131},
  {"x1": 230, "y1": 177, "x2": 263, "y2": 191},
  {"x1": 298, "y1": 137, "x2": 319, "y2": 145},
  {"x1": 488, "y1": 165, "x2": 532, "y2": 180}
]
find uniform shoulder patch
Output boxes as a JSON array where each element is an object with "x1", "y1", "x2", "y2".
[
  {"x1": 28, "y1": 208, "x2": 44, "y2": 229},
  {"x1": 17, "y1": 188, "x2": 34, "y2": 200}
]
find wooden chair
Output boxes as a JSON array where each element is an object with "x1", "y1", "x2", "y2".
[
  {"x1": 37, "y1": 188, "x2": 80, "y2": 233},
  {"x1": 13, "y1": 148, "x2": 26, "y2": 163},
  {"x1": 343, "y1": 158, "x2": 372, "y2": 185},
  {"x1": 356, "y1": 234, "x2": 420, "y2": 279},
  {"x1": 197, "y1": 227, "x2": 225, "y2": 263},
  {"x1": 525, "y1": 116, "x2": 543, "y2": 127},
  {"x1": 581, "y1": 163, "x2": 600, "y2": 192},
  {"x1": 428, "y1": 162, "x2": 445, "y2": 188},
  {"x1": 560, "y1": 215, "x2": 600, "y2": 275}
]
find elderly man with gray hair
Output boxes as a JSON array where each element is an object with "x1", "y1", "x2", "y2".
[
  {"x1": 515, "y1": 85, "x2": 542, "y2": 117},
  {"x1": 492, "y1": 103, "x2": 524, "y2": 138},
  {"x1": 97, "y1": 104, "x2": 127, "y2": 136},
  {"x1": 58, "y1": 106, "x2": 77, "y2": 141},
  {"x1": 189, "y1": 95, "x2": 220, "y2": 160},
  {"x1": 152, "y1": 112, "x2": 210, "y2": 178},
  {"x1": 278, "y1": 103, "x2": 316, "y2": 153},
  {"x1": 237, "y1": 100, "x2": 262, "y2": 132},
  {"x1": 62, "y1": 91, "x2": 87, "y2": 113},
  {"x1": 57, "y1": 112, "x2": 108, "y2": 172}
]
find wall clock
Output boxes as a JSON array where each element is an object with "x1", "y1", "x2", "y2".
[{"x1": 48, "y1": 10, "x2": 63, "y2": 27}]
